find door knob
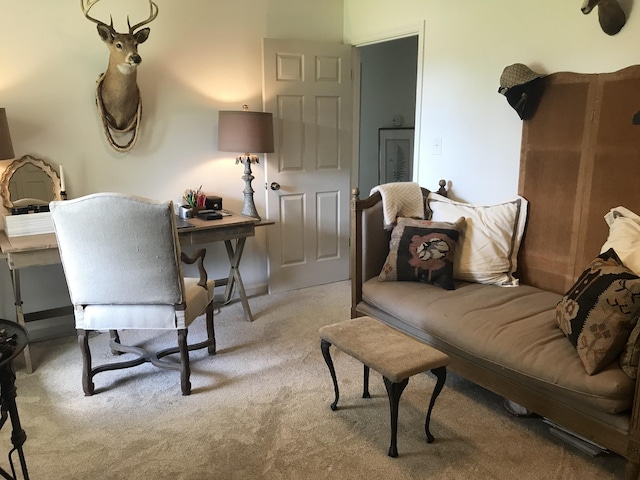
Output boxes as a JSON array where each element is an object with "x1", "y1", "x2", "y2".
[{"x1": 270, "y1": 182, "x2": 281, "y2": 191}]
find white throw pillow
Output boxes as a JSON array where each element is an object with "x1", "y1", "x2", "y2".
[
  {"x1": 601, "y1": 206, "x2": 640, "y2": 276},
  {"x1": 427, "y1": 193, "x2": 528, "y2": 286}
]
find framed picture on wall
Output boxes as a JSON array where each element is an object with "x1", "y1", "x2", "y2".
[{"x1": 378, "y1": 127, "x2": 414, "y2": 184}]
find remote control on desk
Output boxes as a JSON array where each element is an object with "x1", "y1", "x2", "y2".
[{"x1": 197, "y1": 209, "x2": 223, "y2": 220}]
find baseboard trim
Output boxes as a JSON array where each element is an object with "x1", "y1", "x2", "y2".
[{"x1": 213, "y1": 282, "x2": 268, "y2": 303}]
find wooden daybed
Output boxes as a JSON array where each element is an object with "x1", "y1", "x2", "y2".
[{"x1": 350, "y1": 65, "x2": 640, "y2": 479}]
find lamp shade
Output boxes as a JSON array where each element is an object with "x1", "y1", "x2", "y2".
[
  {"x1": 0, "y1": 108, "x2": 14, "y2": 161},
  {"x1": 218, "y1": 110, "x2": 274, "y2": 154}
]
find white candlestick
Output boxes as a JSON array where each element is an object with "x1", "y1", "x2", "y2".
[{"x1": 59, "y1": 164, "x2": 65, "y2": 192}]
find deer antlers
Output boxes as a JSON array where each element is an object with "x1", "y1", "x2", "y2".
[
  {"x1": 81, "y1": 0, "x2": 111, "y2": 28},
  {"x1": 127, "y1": 1, "x2": 159, "y2": 35},
  {"x1": 81, "y1": 0, "x2": 158, "y2": 34}
]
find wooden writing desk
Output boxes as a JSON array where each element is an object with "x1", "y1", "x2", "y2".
[{"x1": 0, "y1": 213, "x2": 271, "y2": 373}]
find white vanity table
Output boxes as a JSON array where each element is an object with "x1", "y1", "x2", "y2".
[{"x1": 0, "y1": 155, "x2": 65, "y2": 373}]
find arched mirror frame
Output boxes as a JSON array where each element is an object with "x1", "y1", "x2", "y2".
[{"x1": 0, "y1": 155, "x2": 62, "y2": 209}]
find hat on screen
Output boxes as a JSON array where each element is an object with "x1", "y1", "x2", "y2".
[{"x1": 498, "y1": 63, "x2": 546, "y2": 120}]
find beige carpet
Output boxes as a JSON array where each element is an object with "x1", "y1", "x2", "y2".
[{"x1": 1, "y1": 281, "x2": 626, "y2": 479}]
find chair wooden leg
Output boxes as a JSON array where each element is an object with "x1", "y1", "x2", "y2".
[
  {"x1": 206, "y1": 302, "x2": 216, "y2": 355},
  {"x1": 77, "y1": 329, "x2": 95, "y2": 396},
  {"x1": 81, "y1": 320, "x2": 211, "y2": 396},
  {"x1": 109, "y1": 330, "x2": 122, "y2": 355},
  {"x1": 178, "y1": 329, "x2": 191, "y2": 395}
]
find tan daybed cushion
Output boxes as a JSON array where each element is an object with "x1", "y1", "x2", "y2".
[{"x1": 362, "y1": 278, "x2": 635, "y2": 414}]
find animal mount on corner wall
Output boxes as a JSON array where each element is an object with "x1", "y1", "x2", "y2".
[
  {"x1": 581, "y1": 0, "x2": 626, "y2": 36},
  {"x1": 81, "y1": 0, "x2": 159, "y2": 152}
]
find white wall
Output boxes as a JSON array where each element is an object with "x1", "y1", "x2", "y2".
[
  {"x1": 344, "y1": 0, "x2": 640, "y2": 204},
  {"x1": 0, "y1": 0, "x2": 343, "y2": 336}
]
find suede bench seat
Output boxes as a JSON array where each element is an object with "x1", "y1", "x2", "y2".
[{"x1": 360, "y1": 277, "x2": 636, "y2": 422}]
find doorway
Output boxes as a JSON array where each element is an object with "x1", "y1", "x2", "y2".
[{"x1": 357, "y1": 36, "x2": 419, "y2": 196}]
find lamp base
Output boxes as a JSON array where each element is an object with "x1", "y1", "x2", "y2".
[{"x1": 237, "y1": 155, "x2": 261, "y2": 221}]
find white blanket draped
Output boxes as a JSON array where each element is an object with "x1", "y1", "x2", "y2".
[{"x1": 370, "y1": 182, "x2": 425, "y2": 229}]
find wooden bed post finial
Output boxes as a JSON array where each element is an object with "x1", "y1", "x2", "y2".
[{"x1": 437, "y1": 179, "x2": 447, "y2": 197}]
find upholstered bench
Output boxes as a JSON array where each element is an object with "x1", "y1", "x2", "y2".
[{"x1": 318, "y1": 316, "x2": 450, "y2": 457}]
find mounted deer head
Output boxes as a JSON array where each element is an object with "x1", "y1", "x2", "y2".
[
  {"x1": 581, "y1": 0, "x2": 626, "y2": 35},
  {"x1": 81, "y1": 0, "x2": 159, "y2": 152}
]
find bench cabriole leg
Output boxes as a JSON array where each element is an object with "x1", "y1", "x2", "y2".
[
  {"x1": 425, "y1": 366, "x2": 447, "y2": 443},
  {"x1": 363, "y1": 365, "x2": 370, "y2": 398},
  {"x1": 383, "y1": 376, "x2": 409, "y2": 458},
  {"x1": 321, "y1": 339, "x2": 340, "y2": 410}
]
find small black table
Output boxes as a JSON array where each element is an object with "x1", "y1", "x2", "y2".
[{"x1": 0, "y1": 320, "x2": 29, "y2": 480}]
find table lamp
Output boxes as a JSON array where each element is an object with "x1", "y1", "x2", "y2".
[
  {"x1": 218, "y1": 105, "x2": 274, "y2": 220},
  {"x1": 0, "y1": 108, "x2": 15, "y2": 161}
]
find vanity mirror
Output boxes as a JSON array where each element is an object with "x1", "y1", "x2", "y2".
[{"x1": 0, "y1": 155, "x2": 62, "y2": 210}]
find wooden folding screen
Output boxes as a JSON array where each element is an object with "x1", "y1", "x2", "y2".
[{"x1": 519, "y1": 65, "x2": 640, "y2": 294}]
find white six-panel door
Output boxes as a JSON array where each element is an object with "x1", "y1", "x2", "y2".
[{"x1": 262, "y1": 39, "x2": 353, "y2": 293}]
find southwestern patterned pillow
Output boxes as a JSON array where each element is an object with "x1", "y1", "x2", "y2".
[
  {"x1": 379, "y1": 217, "x2": 464, "y2": 290},
  {"x1": 620, "y1": 321, "x2": 640, "y2": 379},
  {"x1": 556, "y1": 248, "x2": 640, "y2": 375}
]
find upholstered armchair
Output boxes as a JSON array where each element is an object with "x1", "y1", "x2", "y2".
[{"x1": 50, "y1": 193, "x2": 215, "y2": 396}]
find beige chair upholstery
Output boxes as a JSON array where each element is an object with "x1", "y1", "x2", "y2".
[{"x1": 50, "y1": 193, "x2": 215, "y2": 396}]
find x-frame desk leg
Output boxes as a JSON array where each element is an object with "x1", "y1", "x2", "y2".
[{"x1": 222, "y1": 238, "x2": 254, "y2": 322}]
